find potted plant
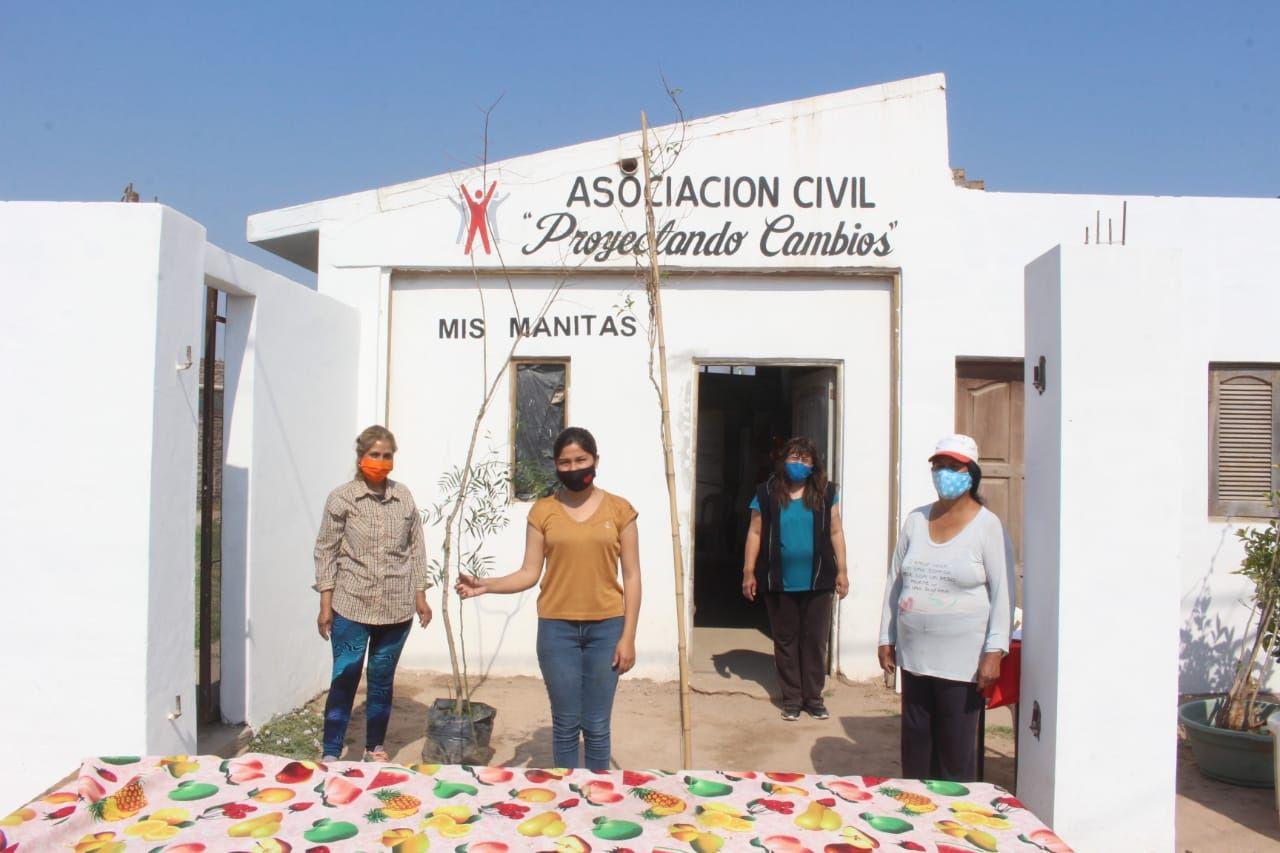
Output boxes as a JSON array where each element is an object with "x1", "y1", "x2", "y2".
[
  {"x1": 419, "y1": 453, "x2": 512, "y2": 765},
  {"x1": 1179, "y1": 507, "x2": 1280, "y2": 786}
]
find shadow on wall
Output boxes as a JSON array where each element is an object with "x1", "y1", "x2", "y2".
[
  {"x1": 1180, "y1": 578, "x2": 1277, "y2": 694},
  {"x1": 1180, "y1": 578, "x2": 1241, "y2": 695},
  {"x1": 1180, "y1": 520, "x2": 1277, "y2": 696}
]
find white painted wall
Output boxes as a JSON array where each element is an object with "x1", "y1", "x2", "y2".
[
  {"x1": 1020, "y1": 246, "x2": 1181, "y2": 852},
  {"x1": 249, "y1": 73, "x2": 1280, "y2": 691},
  {"x1": 0, "y1": 203, "x2": 202, "y2": 811},
  {"x1": 0, "y1": 202, "x2": 360, "y2": 808},
  {"x1": 208, "y1": 246, "x2": 361, "y2": 728},
  {"x1": 1019, "y1": 248, "x2": 1063, "y2": 824},
  {"x1": 146, "y1": 208, "x2": 208, "y2": 749},
  {"x1": 385, "y1": 274, "x2": 891, "y2": 680}
]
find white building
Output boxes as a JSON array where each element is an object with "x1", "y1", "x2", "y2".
[
  {"x1": 246, "y1": 72, "x2": 1279, "y2": 693},
  {"x1": 4, "y1": 73, "x2": 1278, "y2": 847}
]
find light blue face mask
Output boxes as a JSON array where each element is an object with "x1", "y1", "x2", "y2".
[
  {"x1": 785, "y1": 462, "x2": 813, "y2": 483},
  {"x1": 932, "y1": 467, "x2": 973, "y2": 500}
]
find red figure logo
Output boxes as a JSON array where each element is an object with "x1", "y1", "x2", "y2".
[{"x1": 461, "y1": 181, "x2": 498, "y2": 255}]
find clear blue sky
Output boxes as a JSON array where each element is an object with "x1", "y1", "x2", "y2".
[{"x1": 2, "y1": 2, "x2": 1276, "y2": 281}]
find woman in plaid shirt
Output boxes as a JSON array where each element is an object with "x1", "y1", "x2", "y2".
[{"x1": 314, "y1": 425, "x2": 433, "y2": 762}]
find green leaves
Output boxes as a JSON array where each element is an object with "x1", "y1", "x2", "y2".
[{"x1": 422, "y1": 451, "x2": 516, "y2": 583}]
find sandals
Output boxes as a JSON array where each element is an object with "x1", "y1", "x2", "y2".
[{"x1": 362, "y1": 746, "x2": 391, "y2": 763}]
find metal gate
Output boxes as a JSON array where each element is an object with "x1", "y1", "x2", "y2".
[{"x1": 197, "y1": 286, "x2": 226, "y2": 724}]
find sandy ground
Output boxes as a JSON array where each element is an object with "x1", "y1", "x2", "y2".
[
  {"x1": 316, "y1": 623, "x2": 1019, "y2": 783},
  {"x1": 1176, "y1": 737, "x2": 1279, "y2": 851},
  {"x1": 316, "y1": 668, "x2": 1018, "y2": 788}
]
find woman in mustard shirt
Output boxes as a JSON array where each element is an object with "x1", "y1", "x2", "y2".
[{"x1": 456, "y1": 427, "x2": 642, "y2": 770}]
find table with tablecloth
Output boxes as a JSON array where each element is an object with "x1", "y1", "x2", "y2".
[{"x1": 1, "y1": 752, "x2": 1072, "y2": 851}]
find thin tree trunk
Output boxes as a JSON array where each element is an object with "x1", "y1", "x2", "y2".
[
  {"x1": 1215, "y1": 520, "x2": 1280, "y2": 732},
  {"x1": 438, "y1": 279, "x2": 569, "y2": 716},
  {"x1": 1216, "y1": 598, "x2": 1273, "y2": 729},
  {"x1": 1239, "y1": 598, "x2": 1276, "y2": 728},
  {"x1": 640, "y1": 110, "x2": 693, "y2": 770}
]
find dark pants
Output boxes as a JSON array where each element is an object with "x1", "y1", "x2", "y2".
[
  {"x1": 763, "y1": 590, "x2": 833, "y2": 710},
  {"x1": 900, "y1": 669, "x2": 984, "y2": 781},
  {"x1": 537, "y1": 616, "x2": 625, "y2": 770},
  {"x1": 323, "y1": 612, "x2": 412, "y2": 758}
]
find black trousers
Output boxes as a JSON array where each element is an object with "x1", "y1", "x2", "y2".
[
  {"x1": 900, "y1": 669, "x2": 984, "y2": 781},
  {"x1": 763, "y1": 590, "x2": 833, "y2": 709}
]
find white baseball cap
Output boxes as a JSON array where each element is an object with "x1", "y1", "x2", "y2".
[{"x1": 930, "y1": 434, "x2": 979, "y2": 465}]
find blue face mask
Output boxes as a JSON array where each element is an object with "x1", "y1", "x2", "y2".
[
  {"x1": 785, "y1": 462, "x2": 813, "y2": 483},
  {"x1": 932, "y1": 467, "x2": 973, "y2": 500}
]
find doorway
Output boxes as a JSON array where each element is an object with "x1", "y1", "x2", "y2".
[
  {"x1": 690, "y1": 362, "x2": 840, "y2": 692},
  {"x1": 955, "y1": 358, "x2": 1025, "y2": 602}
]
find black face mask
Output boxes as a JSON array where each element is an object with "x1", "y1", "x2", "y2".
[{"x1": 557, "y1": 466, "x2": 596, "y2": 492}]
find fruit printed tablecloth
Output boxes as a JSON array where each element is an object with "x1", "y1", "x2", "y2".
[{"x1": 0, "y1": 753, "x2": 1073, "y2": 852}]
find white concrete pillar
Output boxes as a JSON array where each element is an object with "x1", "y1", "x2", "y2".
[{"x1": 1020, "y1": 245, "x2": 1182, "y2": 852}]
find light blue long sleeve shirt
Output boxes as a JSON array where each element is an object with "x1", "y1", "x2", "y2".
[{"x1": 879, "y1": 505, "x2": 1015, "y2": 683}]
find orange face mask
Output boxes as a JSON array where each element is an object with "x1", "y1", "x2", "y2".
[{"x1": 359, "y1": 457, "x2": 393, "y2": 484}]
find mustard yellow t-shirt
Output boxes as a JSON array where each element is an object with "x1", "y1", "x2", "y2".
[{"x1": 528, "y1": 490, "x2": 638, "y2": 620}]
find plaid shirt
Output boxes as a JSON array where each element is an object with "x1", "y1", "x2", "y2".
[{"x1": 313, "y1": 478, "x2": 431, "y2": 625}]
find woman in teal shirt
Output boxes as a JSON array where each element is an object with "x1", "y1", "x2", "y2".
[{"x1": 742, "y1": 436, "x2": 849, "y2": 720}]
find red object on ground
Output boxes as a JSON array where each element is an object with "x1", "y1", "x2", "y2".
[{"x1": 984, "y1": 639, "x2": 1021, "y2": 709}]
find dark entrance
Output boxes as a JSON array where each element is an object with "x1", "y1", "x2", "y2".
[
  {"x1": 197, "y1": 287, "x2": 226, "y2": 724},
  {"x1": 692, "y1": 364, "x2": 838, "y2": 630}
]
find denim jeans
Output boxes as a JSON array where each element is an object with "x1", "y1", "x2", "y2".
[
  {"x1": 536, "y1": 616, "x2": 625, "y2": 770},
  {"x1": 323, "y1": 611, "x2": 412, "y2": 758}
]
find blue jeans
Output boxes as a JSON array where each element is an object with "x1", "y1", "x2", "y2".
[
  {"x1": 323, "y1": 611, "x2": 411, "y2": 758},
  {"x1": 536, "y1": 617, "x2": 625, "y2": 770}
]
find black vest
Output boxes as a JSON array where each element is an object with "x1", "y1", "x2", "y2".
[{"x1": 753, "y1": 478, "x2": 839, "y2": 593}]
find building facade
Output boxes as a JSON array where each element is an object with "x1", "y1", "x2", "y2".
[{"x1": 247, "y1": 73, "x2": 1280, "y2": 692}]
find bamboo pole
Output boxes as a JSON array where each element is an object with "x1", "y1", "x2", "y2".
[{"x1": 639, "y1": 111, "x2": 694, "y2": 769}]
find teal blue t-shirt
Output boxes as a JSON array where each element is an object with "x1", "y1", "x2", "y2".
[{"x1": 750, "y1": 490, "x2": 840, "y2": 592}]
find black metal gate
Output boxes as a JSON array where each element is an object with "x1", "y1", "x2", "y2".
[{"x1": 197, "y1": 286, "x2": 226, "y2": 724}]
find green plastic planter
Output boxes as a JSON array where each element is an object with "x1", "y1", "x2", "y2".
[{"x1": 1179, "y1": 698, "x2": 1277, "y2": 788}]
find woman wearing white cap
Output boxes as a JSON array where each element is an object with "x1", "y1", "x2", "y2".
[{"x1": 877, "y1": 434, "x2": 1015, "y2": 781}]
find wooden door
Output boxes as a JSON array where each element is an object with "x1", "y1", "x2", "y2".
[{"x1": 955, "y1": 360, "x2": 1025, "y2": 583}]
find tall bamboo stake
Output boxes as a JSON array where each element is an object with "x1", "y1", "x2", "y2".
[{"x1": 639, "y1": 111, "x2": 693, "y2": 769}]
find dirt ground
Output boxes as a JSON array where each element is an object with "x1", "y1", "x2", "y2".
[
  {"x1": 1176, "y1": 737, "x2": 1279, "y2": 851},
  {"x1": 317, "y1": 669, "x2": 1017, "y2": 790},
  {"x1": 295, "y1": 669, "x2": 1279, "y2": 852}
]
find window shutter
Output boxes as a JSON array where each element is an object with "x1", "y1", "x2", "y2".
[{"x1": 1210, "y1": 368, "x2": 1279, "y2": 516}]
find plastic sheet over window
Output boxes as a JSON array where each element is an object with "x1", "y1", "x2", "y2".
[{"x1": 513, "y1": 362, "x2": 566, "y2": 500}]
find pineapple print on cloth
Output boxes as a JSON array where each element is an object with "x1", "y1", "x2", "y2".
[
  {"x1": 86, "y1": 775, "x2": 148, "y2": 822},
  {"x1": 0, "y1": 754, "x2": 1073, "y2": 851}
]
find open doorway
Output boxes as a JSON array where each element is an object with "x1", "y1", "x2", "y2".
[{"x1": 691, "y1": 363, "x2": 839, "y2": 693}]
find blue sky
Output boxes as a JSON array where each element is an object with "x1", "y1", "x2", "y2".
[{"x1": 2, "y1": 2, "x2": 1276, "y2": 280}]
